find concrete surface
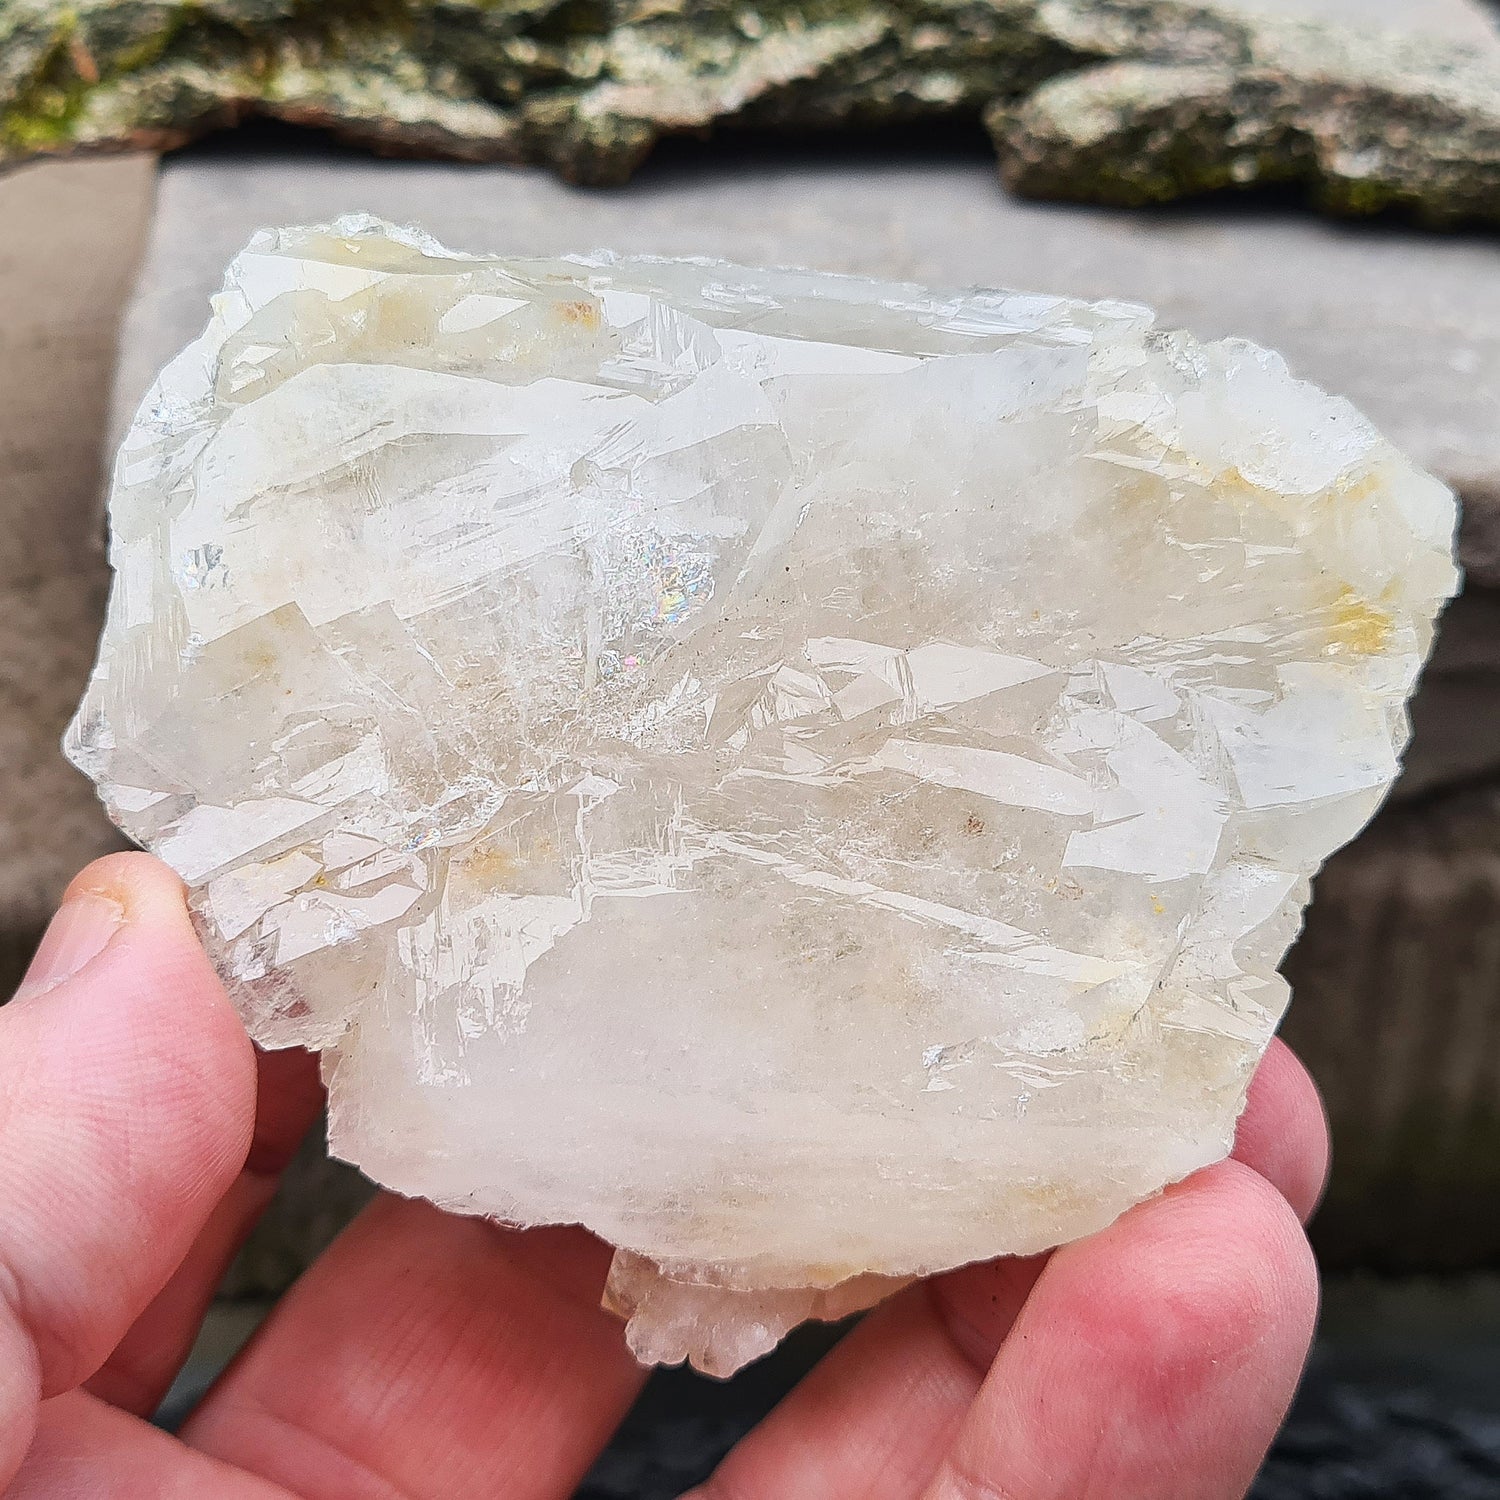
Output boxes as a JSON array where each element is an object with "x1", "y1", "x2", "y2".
[
  {"x1": 117, "y1": 139, "x2": 1500, "y2": 496},
  {"x1": 0, "y1": 155, "x2": 154, "y2": 986}
]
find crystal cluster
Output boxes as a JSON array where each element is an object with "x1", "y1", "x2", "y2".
[{"x1": 68, "y1": 219, "x2": 1457, "y2": 1375}]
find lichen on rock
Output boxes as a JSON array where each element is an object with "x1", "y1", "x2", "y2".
[
  {"x1": 991, "y1": 7, "x2": 1500, "y2": 225},
  {"x1": 2, "y1": 0, "x2": 1498, "y2": 225}
]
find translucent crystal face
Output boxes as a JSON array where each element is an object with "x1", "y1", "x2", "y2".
[{"x1": 68, "y1": 218, "x2": 1457, "y2": 1374}]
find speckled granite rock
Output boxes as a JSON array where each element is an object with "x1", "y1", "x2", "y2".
[
  {"x1": 989, "y1": 2, "x2": 1500, "y2": 221},
  {"x1": 2, "y1": 0, "x2": 1498, "y2": 225}
]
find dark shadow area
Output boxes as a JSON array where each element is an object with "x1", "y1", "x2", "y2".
[
  {"x1": 1249, "y1": 1366, "x2": 1500, "y2": 1500},
  {"x1": 628, "y1": 114, "x2": 997, "y2": 186},
  {"x1": 0, "y1": 924, "x2": 43, "y2": 999},
  {"x1": 165, "y1": 113, "x2": 1500, "y2": 241},
  {"x1": 574, "y1": 1281, "x2": 1500, "y2": 1500},
  {"x1": 577, "y1": 1321, "x2": 850, "y2": 1498},
  {"x1": 1089, "y1": 179, "x2": 1500, "y2": 244},
  {"x1": 167, "y1": 113, "x2": 397, "y2": 164}
]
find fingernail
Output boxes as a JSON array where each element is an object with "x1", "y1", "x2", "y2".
[{"x1": 15, "y1": 891, "x2": 125, "y2": 999}]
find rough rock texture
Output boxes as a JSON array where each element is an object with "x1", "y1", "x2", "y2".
[
  {"x1": 2, "y1": 0, "x2": 1498, "y2": 225},
  {"x1": 68, "y1": 217, "x2": 1456, "y2": 1372},
  {"x1": 989, "y1": 4, "x2": 1500, "y2": 220}
]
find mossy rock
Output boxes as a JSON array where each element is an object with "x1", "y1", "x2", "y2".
[{"x1": 1, "y1": 0, "x2": 1497, "y2": 225}]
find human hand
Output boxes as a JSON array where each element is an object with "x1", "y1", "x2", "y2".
[{"x1": 1, "y1": 853, "x2": 1326, "y2": 1499}]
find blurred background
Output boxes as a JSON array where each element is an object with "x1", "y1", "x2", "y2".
[{"x1": 2, "y1": 0, "x2": 1498, "y2": 1493}]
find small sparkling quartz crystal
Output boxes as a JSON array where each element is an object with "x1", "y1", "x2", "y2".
[{"x1": 68, "y1": 218, "x2": 1457, "y2": 1376}]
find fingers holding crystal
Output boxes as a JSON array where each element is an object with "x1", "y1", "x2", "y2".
[
  {"x1": 0, "y1": 854, "x2": 257, "y2": 1481},
  {"x1": 0, "y1": 848, "x2": 1321, "y2": 1496},
  {"x1": 181, "y1": 1197, "x2": 645, "y2": 1500},
  {"x1": 684, "y1": 1259, "x2": 1045, "y2": 1500},
  {"x1": 921, "y1": 1159, "x2": 1317, "y2": 1500},
  {"x1": 84, "y1": 1044, "x2": 326, "y2": 1417},
  {"x1": 1230, "y1": 1037, "x2": 1331, "y2": 1224},
  {"x1": 685, "y1": 1031, "x2": 1321, "y2": 1500}
]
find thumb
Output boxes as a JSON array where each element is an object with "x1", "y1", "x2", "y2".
[{"x1": 0, "y1": 854, "x2": 256, "y2": 1481}]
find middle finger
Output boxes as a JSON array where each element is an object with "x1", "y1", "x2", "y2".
[{"x1": 686, "y1": 1038, "x2": 1327, "y2": 1500}]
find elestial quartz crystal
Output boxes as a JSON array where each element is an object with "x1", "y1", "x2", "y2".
[{"x1": 69, "y1": 218, "x2": 1457, "y2": 1376}]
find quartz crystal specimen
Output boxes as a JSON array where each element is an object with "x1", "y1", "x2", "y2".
[{"x1": 68, "y1": 218, "x2": 1458, "y2": 1376}]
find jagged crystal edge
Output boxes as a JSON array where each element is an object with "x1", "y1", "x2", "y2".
[{"x1": 67, "y1": 217, "x2": 1459, "y2": 1372}]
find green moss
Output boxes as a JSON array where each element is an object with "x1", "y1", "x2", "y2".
[
  {"x1": 0, "y1": 0, "x2": 1495, "y2": 228},
  {"x1": 1321, "y1": 173, "x2": 1402, "y2": 217},
  {"x1": 109, "y1": 6, "x2": 198, "y2": 75},
  {"x1": 0, "y1": 20, "x2": 90, "y2": 151},
  {"x1": 281, "y1": 0, "x2": 416, "y2": 52}
]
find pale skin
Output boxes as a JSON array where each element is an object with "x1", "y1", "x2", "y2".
[{"x1": 0, "y1": 853, "x2": 1329, "y2": 1499}]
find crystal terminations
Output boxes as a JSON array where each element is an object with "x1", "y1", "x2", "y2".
[{"x1": 68, "y1": 220, "x2": 1458, "y2": 1375}]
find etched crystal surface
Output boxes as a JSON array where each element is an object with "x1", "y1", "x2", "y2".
[{"x1": 68, "y1": 219, "x2": 1457, "y2": 1376}]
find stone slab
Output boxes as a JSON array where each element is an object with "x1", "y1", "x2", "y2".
[
  {"x1": 117, "y1": 147, "x2": 1500, "y2": 501},
  {"x1": 1282, "y1": 786, "x2": 1500, "y2": 1268},
  {"x1": 0, "y1": 154, "x2": 154, "y2": 985}
]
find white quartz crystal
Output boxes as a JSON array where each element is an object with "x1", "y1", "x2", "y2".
[{"x1": 68, "y1": 218, "x2": 1457, "y2": 1376}]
